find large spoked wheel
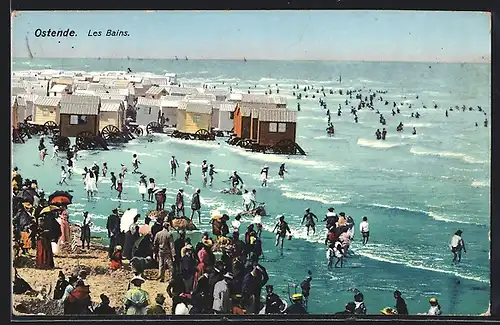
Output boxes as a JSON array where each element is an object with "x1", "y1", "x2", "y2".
[
  {"x1": 134, "y1": 127, "x2": 144, "y2": 136},
  {"x1": 100, "y1": 125, "x2": 122, "y2": 141},
  {"x1": 146, "y1": 122, "x2": 162, "y2": 135},
  {"x1": 76, "y1": 131, "x2": 96, "y2": 150}
]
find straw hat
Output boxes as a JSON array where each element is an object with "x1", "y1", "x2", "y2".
[
  {"x1": 203, "y1": 239, "x2": 214, "y2": 247},
  {"x1": 130, "y1": 275, "x2": 145, "y2": 285},
  {"x1": 292, "y1": 293, "x2": 303, "y2": 301}
]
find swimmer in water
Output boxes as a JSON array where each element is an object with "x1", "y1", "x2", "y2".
[
  {"x1": 260, "y1": 166, "x2": 269, "y2": 187},
  {"x1": 184, "y1": 161, "x2": 192, "y2": 185},
  {"x1": 201, "y1": 160, "x2": 208, "y2": 187},
  {"x1": 278, "y1": 163, "x2": 287, "y2": 179},
  {"x1": 450, "y1": 230, "x2": 466, "y2": 265},
  {"x1": 301, "y1": 208, "x2": 318, "y2": 236},
  {"x1": 381, "y1": 128, "x2": 387, "y2": 140},
  {"x1": 132, "y1": 154, "x2": 141, "y2": 174},
  {"x1": 208, "y1": 164, "x2": 217, "y2": 185},
  {"x1": 375, "y1": 129, "x2": 382, "y2": 140},
  {"x1": 412, "y1": 127, "x2": 417, "y2": 135},
  {"x1": 273, "y1": 215, "x2": 291, "y2": 251},
  {"x1": 170, "y1": 155, "x2": 180, "y2": 178},
  {"x1": 229, "y1": 171, "x2": 244, "y2": 191}
]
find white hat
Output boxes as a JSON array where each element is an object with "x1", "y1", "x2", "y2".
[
  {"x1": 130, "y1": 275, "x2": 145, "y2": 284},
  {"x1": 326, "y1": 212, "x2": 336, "y2": 217},
  {"x1": 223, "y1": 272, "x2": 234, "y2": 279}
]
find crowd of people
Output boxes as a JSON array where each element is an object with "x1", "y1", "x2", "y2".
[{"x1": 12, "y1": 79, "x2": 491, "y2": 316}]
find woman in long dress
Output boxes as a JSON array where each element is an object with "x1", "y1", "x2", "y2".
[
  {"x1": 36, "y1": 216, "x2": 55, "y2": 269},
  {"x1": 85, "y1": 170, "x2": 97, "y2": 201},
  {"x1": 138, "y1": 176, "x2": 147, "y2": 201}
]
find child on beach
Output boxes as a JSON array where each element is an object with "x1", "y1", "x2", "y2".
[
  {"x1": 40, "y1": 148, "x2": 48, "y2": 163},
  {"x1": 110, "y1": 172, "x2": 117, "y2": 190},
  {"x1": 132, "y1": 154, "x2": 141, "y2": 174},
  {"x1": 59, "y1": 166, "x2": 69, "y2": 185},
  {"x1": 121, "y1": 164, "x2": 128, "y2": 177},
  {"x1": 209, "y1": 164, "x2": 217, "y2": 186},
  {"x1": 116, "y1": 173, "x2": 124, "y2": 199},
  {"x1": 85, "y1": 170, "x2": 97, "y2": 201},
  {"x1": 138, "y1": 175, "x2": 147, "y2": 201},
  {"x1": 51, "y1": 145, "x2": 59, "y2": 160},
  {"x1": 102, "y1": 162, "x2": 108, "y2": 177}
]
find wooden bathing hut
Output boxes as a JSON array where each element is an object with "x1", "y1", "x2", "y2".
[
  {"x1": 177, "y1": 101, "x2": 213, "y2": 134},
  {"x1": 256, "y1": 109, "x2": 297, "y2": 147},
  {"x1": 99, "y1": 101, "x2": 125, "y2": 131},
  {"x1": 48, "y1": 84, "x2": 71, "y2": 97},
  {"x1": 213, "y1": 102, "x2": 237, "y2": 132},
  {"x1": 166, "y1": 86, "x2": 199, "y2": 98},
  {"x1": 203, "y1": 89, "x2": 229, "y2": 102},
  {"x1": 58, "y1": 95, "x2": 101, "y2": 137},
  {"x1": 160, "y1": 96, "x2": 180, "y2": 127},
  {"x1": 145, "y1": 86, "x2": 167, "y2": 99},
  {"x1": 135, "y1": 97, "x2": 161, "y2": 126},
  {"x1": 234, "y1": 102, "x2": 277, "y2": 139},
  {"x1": 33, "y1": 96, "x2": 61, "y2": 126}
]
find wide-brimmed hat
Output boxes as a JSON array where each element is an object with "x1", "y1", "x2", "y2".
[
  {"x1": 328, "y1": 207, "x2": 335, "y2": 212},
  {"x1": 184, "y1": 244, "x2": 193, "y2": 251},
  {"x1": 130, "y1": 275, "x2": 145, "y2": 284},
  {"x1": 223, "y1": 272, "x2": 234, "y2": 279},
  {"x1": 115, "y1": 245, "x2": 122, "y2": 251},
  {"x1": 339, "y1": 212, "x2": 346, "y2": 217},
  {"x1": 203, "y1": 239, "x2": 214, "y2": 247},
  {"x1": 179, "y1": 188, "x2": 184, "y2": 192},
  {"x1": 292, "y1": 293, "x2": 303, "y2": 301}
]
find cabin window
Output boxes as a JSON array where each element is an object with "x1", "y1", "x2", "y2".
[
  {"x1": 70, "y1": 115, "x2": 88, "y2": 125},
  {"x1": 278, "y1": 123, "x2": 287, "y2": 133},
  {"x1": 229, "y1": 111, "x2": 234, "y2": 119},
  {"x1": 148, "y1": 107, "x2": 152, "y2": 114},
  {"x1": 42, "y1": 109, "x2": 50, "y2": 116},
  {"x1": 192, "y1": 115, "x2": 200, "y2": 123},
  {"x1": 269, "y1": 123, "x2": 278, "y2": 132}
]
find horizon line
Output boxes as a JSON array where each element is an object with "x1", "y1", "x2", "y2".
[{"x1": 12, "y1": 56, "x2": 490, "y2": 64}]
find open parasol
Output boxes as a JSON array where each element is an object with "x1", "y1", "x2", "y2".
[
  {"x1": 48, "y1": 191, "x2": 73, "y2": 205},
  {"x1": 40, "y1": 205, "x2": 61, "y2": 215},
  {"x1": 120, "y1": 208, "x2": 138, "y2": 233}
]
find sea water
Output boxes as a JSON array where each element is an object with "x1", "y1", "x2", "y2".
[{"x1": 12, "y1": 58, "x2": 491, "y2": 315}]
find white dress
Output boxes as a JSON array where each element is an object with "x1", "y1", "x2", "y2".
[
  {"x1": 260, "y1": 172, "x2": 267, "y2": 182},
  {"x1": 85, "y1": 173, "x2": 97, "y2": 192},
  {"x1": 138, "y1": 181, "x2": 147, "y2": 195}
]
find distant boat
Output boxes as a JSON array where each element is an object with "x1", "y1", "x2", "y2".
[
  {"x1": 25, "y1": 35, "x2": 33, "y2": 59},
  {"x1": 127, "y1": 56, "x2": 130, "y2": 60},
  {"x1": 339, "y1": 72, "x2": 342, "y2": 84},
  {"x1": 244, "y1": 57, "x2": 247, "y2": 62},
  {"x1": 185, "y1": 56, "x2": 188, "y2": 61},
  {"x1": 98, "y1": 57, "x2": 101, "y2": 60},
  {"x1": 175, "y1": 56, "x2": 178, "y2": 60}
]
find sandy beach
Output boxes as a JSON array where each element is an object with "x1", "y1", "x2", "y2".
[{"x1": 12, "y1": 225, "x2": 173, "y2": 315}]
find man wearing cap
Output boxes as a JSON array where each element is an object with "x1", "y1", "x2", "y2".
[
  {"x1": 265, "y1": 285, "x2": 285, "y2": 314},
  {"x1": 213, "y1": 272, "x2": 233, "y2": 314},
  {"x1": 323, "y1": 208, "x2": 338, "y2": 229},
  {"x1": 153, "y1": 222, "x2": 176, "y2": 282},
  {"x1": 106, "y1": 208, "x2": 121, "y2": 258},
  {"x1": 93, "y1": 294, "x2": 116, "y2": 315},
  {"x1": 190, "y1": 188, "x2": 202, "y2": 223}
]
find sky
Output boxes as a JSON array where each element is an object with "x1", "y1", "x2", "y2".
[{"x1": 11, "y1": 11, "x2": 491, "y2": 63}]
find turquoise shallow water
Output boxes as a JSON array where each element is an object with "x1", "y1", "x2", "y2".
[{"x1": 12, "y1": 58, "x2": 490, "y2": 315}]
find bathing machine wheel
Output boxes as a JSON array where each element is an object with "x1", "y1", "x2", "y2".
[
  {"x1": 100, "y1": 125, "x2": 124, "y2": 143},
  {"x1": 76, "y1": 131, "x2": 97, "y2": 150},
  {"x1": 194, "y1": 129, "x2": 215, "y2": 141},
  {"x1": 44, "y1": 121, "x2": 59, "y2": 135},
  {"x1": 134, "y1": 126, "x2": 144, "y2": 136},
  {"x1": 265, "y1": 139, "x2": 306, "y2": 155},
  {"x1": 52, "y1": 135, "x2": 71, "y2": 151},
  {"x1": 146, "y1": 121, "x2": 162, "y2": 135}
]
